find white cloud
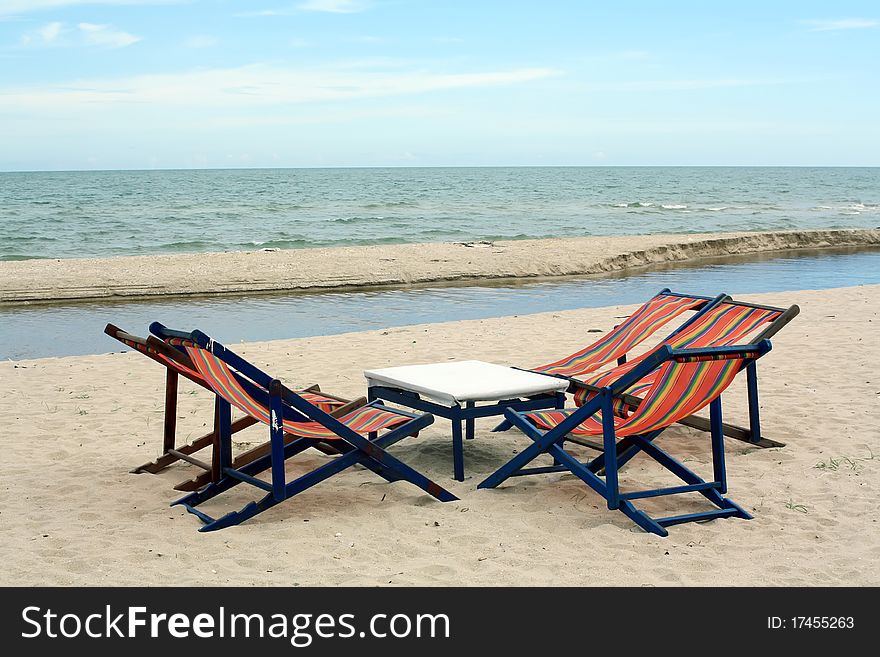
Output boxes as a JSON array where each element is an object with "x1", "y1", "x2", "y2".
[
  {"x1": 20, "y1": 20, "x2": 141, "y2": 48},
  {"x1": 0, "y1": 63, "x2": 560, "y2": 115},
  {"x1": 581, "y1": 78, "x2": 794, "y2": 92},
  {"x1": 77, "y1": 22, "x2": 141, "y2": 48},
  {"x1": 39, "y1": 21, "x2": 63, "y2": 42},
  {"x1": 20, "y1": 20, "x2": 64, "y2": 44},
  {"x1": 238, "y1": 0, "x2": 368, "y2": 16},
  {"x1": 184, "y1": 35, "x2": 218, "y2": 48},
  {"x1": 613, "y1": 50, "x2": 652, "y2": 60},
  {"x1": 801, "y1": 18, "x2": 878, "y2": 31},
  {"x1": 234, "y1": 8, "x2": 293, "y2": 17},
  {"x1": 349, "y1": 35, "x2": 383, "y2": 44},
  {"x1": 0, "y1": 0, "x2": 181, "y2": 16},
  {"x1": 578, "y1": 50, "x2": 654, "y2": 66},
  {"x1": 298, "y1": 0, "x2": 367, "y2": 13}
]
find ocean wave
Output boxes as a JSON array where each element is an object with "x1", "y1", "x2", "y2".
[
  {"x1": 333, "y1": 216, "x2": 389, "y2": 224},
  {"x1": 240, "y1": 239, "x2": 311, "y2": 249},
  {"x1": 308, "y1": 237, "x2": 409, "y2": 248},
  {"x1": 0, "y1": 254, "x2": 51, "y2": 261},
  {"x1": 158, "y1": 240, "x2": 220, "y2": 251},
  {"x1": 417, "y1": 228, "x2": 468, "y2": 236},
  {"x1": 660, "y1": 204, "x2": 688, "y2": 210},
  {"x1": 363, "y1": 201, "x2": 419, "y2": 209}
]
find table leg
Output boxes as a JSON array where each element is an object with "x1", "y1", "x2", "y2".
[
  {"x1": 553, "y1": 392, "x2": 566, "y2": 466},
  {"x1": 366, "y1": 387, "x2": 379, "y2": 441},
  {"x1": 465, "y1": 401, "x2": 475, "y2": 440},
  {"x1": 452, "y1": 406, "x2": 465, "y2": 481}
]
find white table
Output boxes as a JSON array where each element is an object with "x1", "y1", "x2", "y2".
[{"x1": 364, "y1": 360, "x2": 568, "y2": 481}]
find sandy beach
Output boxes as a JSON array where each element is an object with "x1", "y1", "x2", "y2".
[
  {"x1": 2, "y1": 228, "x2": 879, "y2": 304},
  {"x1": 1, "y1": 283, "x2": 878, "y2": 586}
]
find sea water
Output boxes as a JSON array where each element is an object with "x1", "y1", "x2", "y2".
[
  {"x1": 3, "y1": 247, "x2": 878, "y2": 360},
  {"x1": 1, "y1": 166, "x2": 878, "y2": 260}
]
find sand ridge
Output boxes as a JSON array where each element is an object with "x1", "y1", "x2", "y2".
[{"x1": 2, "y1": 228, "x2": 879, "y2": 304}]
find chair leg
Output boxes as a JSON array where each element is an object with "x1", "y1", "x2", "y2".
[
  {"x1": 478, "y1": 411, "x2": 566, "y2": 489},
  {"x1": 162, "y1": 369, "x2": 178, "y2": 454},
  {"x1": 174, "y1": 433, "x2": 339, "y2": 492},
  {"x1": 192, "y1": 449, "x2": 367, "y2": 532},
  {"x1": 346, "y1": 418, "x2": 457, "y2": 502},
  {"x1": 710, "y1": 397, "x2": 727, "y2": 493},
  {"x1": 746, "y1": 362, "x2": 762, "y2": 444},
  {"x1": 491, "y1": 417, "x2": 513, "y2": 432},
  {"x1": 172, "y1": 438, "x2": 318, "y2": 511},
  {"x1": 623, "y1": 435, "x2": 752, "y2": 530},
  {"x1": 601, "y1": 394, "x2": 620, "y2": 509},
  {"x1": 486, "y1": 408, "x2": 751, "y2": 536},
  {"x1": 191, "y1": 436, "x2": 457, "y2": 531},
  {"x1": 617, "y1": 500, "x2": 668, "y2": 537},
  {"x1": 358, "y1": 448, "x2": 457, "y2": 502},
  {"x1": 175, "y1": 416, "x2": 456, "y2": 530}
]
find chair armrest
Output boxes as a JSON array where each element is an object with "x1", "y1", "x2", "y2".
[
  {"x1": 669, "y1": 340, "x2": 772, "y2": 362},
  {"x1": 149, "y1": 321, "x2": 197, "y2": 342},
  {"x1": 145, "y1": 335, "x2": 200, "y2": 370},
  {"x1": 104, "y1": 323, "x2": 148, "y2": 347}
]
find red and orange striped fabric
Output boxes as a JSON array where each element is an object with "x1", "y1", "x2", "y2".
[
  {"x1": 183, "y1": 344, "x2": 409, "y2": 440},
  {"x1": 534, "y1": 293, "x2": 705, "y2": 378},
  {"x1": 124, "y1": 335, "x2": 344, "y2": 413},
  {"x1": 527, "y1": 356, "x2": 744, "y2": 438},
  {"x1": 572, "y1": 303, "x2": 780, "y2": 410},
  {"x1": 120, "y1": 337, "x2": 204, "y2": 380}
]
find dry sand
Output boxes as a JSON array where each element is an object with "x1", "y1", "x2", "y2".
[
  {"x1": 1, "y1": 284, "x2": 878, "y2": 586},
  {"x1": 2, "y1": 228, "x2": 879, "y2": 304}
]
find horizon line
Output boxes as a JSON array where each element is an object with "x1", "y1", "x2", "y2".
[{"x1": 3, "y1": 164, "x2": 880, "y2": 174}]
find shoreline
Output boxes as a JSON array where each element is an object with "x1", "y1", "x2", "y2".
[{"x1": 2, "y1": 228, "x2": 879, "y2": 306}]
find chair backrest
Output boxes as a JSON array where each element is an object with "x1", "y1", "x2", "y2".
[
  {"x1": 159, "y1": 328, "x2": 329, "y2": 430},
  {"x1": 105, "y1": 323, "x2": 206, "y2": 383},
  {"x1": 614, "y1": 343, "x2": 771, "y2": 437},
  {"x1": 535, "y1": 289, "x2": 716, "y2": 377},
  {"x1": 585, "y1": 299, "x2": 794, "y2": 387},
  {"x1": 182, "y1": 340, "x2": 279, "y2": 426}
]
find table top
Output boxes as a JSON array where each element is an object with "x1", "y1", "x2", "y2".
[{"x1": 363, "y1": 359, "x2": 569, "y2": 406}]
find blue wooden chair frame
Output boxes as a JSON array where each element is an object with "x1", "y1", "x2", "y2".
[
  {"x1": 479, "y1": 341, "x2": 773, "y2": 537},
  {"x1": 149, "y1": 324, "x2": 457, "y2": 532}
]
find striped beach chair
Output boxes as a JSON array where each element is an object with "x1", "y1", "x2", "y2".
[
  {"x1": 533, "y1": 288, "x2": 720, "y2": 378},
  {"x1": 150, "y1": 326, "x2": 457, "y2": 532},
  {"x1": 105, "y1": 324, "x2": 358, "y2": 491},
  {"x1": 568, "y1": 299, "x2": 799, "y2": 448},
  {"x1": 480, "y1": 341, "x2": 774, "y2": 536}
]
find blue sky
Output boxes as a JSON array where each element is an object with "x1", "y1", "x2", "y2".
[{"x1": 0, "y1": 0, "x2": 878, "y2": 170}]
